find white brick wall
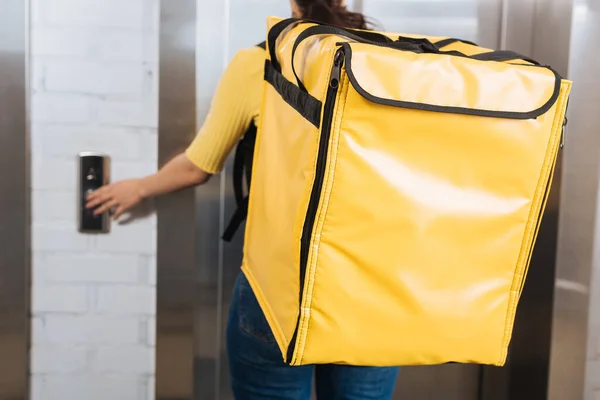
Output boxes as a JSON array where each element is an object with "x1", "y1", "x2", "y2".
[{"x1": 30, "y1": 0, "x2": 159, "y2": 399}]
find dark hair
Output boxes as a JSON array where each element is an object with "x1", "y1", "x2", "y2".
[{"x1": 296, "y1": 0, "x2": 369, "y2": 30}]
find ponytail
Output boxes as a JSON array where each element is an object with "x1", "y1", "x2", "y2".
[{"x1": 295, "y1": 0, "x2": 369, "y2": 30}]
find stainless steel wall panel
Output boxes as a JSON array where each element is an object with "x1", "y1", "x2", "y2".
[
  {"x1": 194, "y1": 2, "x2": 228, "y2": 398},
  {"x1": 548, "y1": 0, "x2": 598, "y2": 398},
  {"x1": 477, "y1": 1, "x2": 578, "y2": 398},
  {"x1": 0, "y1": 0, "x2": 30, "y2": 399},
  {"x1": 157, "y1": 1, "x2": 197, "y2": 399},
  {"x1": 194, "y1": 1, "x2": 294, "y2": 399},
  {"x1": 363, "y1": 0, "x2": 481, "y2": 41}
]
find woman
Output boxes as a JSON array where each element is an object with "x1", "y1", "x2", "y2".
[{"x1": 87, "y1": 1, "x2": 399, "y2": 398}]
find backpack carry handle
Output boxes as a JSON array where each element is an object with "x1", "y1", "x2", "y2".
[
  {"x1": 289, "y1": 24, "x2": 541, "y2": 93},
  {"x1": 267, "y1": 18, "x2": 394, "y2": 75},
  {"x1": 433, "y1": 37, "x2": 478, "y2": 48},
  {"x1": 290, "y1": 25, "x2": 448, "y2": 92}
]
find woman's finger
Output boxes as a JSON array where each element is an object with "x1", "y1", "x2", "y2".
[
  {"x1": 86, "y1": 189, "x2": 112, "y2": 209},
  {"x1": 86, "y1": 185, "x2": 107, "y2": 201},
  {"x1": 113, "y1": 205, "x2": 126, "y2": 220},
  {"x1": 93, "y1": 199, "x2": 119, "y2": 216}
]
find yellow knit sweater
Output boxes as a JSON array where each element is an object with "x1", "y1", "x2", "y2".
[{"x1": 185, "y1": 45, "x2": 265, "y2": 174}]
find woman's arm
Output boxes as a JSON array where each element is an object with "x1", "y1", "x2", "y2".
[
  {"x1": 139, "y1": 153, "x2": 210, "y2": 197},
  {"x1": 86, "y1": 153, "x2": 210, "y2": 219},
  {"x1": 86, "y1": 46, "x2": 264, "y2": 220}
]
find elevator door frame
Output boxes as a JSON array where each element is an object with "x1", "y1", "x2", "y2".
[{"x1": 0, "y1": 0, "x2": 31, "y2": 399}]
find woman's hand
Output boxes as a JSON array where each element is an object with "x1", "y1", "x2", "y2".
[
  {"x1": 86, "y1": 179, "x2": 145, "y2": 220},
  {"x1": 85, "y1": 153, "x2": 210, "y2": 220}
]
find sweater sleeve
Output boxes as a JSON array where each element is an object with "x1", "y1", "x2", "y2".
[{"x1": 185, "y1": 46, "x2": 264, "y2": 174}]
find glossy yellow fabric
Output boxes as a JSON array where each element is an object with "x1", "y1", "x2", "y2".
[{"x1": 242, "y1": 18, "x2": 572, "y2": 367}]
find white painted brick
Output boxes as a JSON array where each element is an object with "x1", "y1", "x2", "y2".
[
  {"x1": 32, "y1": 374, "x2": 140, "y2": 400},
  {"x1": 146, "y1": 377, "x2": 155, "y2": 400},
  {"x1": 149, "y1": 256, "x2": 157, "y2": 286},
  {"x1": 33, "y1": 315, "x2": 140, "y2": 345},
  {"x1": 31, "y1": 93, "x2": 91, "y2": 124},
  {"x1": 46, "y1": 0, "x2": 145, "y2": 29},
  {"x1": 33, "y1": 226, "x2": 90, "y2": 252},
  {"x1": 45, "y1": 60, "x2": 145, "y2": 96},
  {"x1": 31, "y1": 345, "x2": 88, "y2": 373},
  {"x1": 143, "y1": 31, "x2": 159, "y2": 64},
  {"x1": 94, "y1": 346, "x2": 155, "y2": 374},
  {"x1": 137, "y1": 255, "x2": 152, "y2": 285},
  {"x1": 139, "y1": 133, "x2": 159, "y2": 162},
  {"x1": 31, "y1": 61, "x2": 46, "y2": 92},
  {"x1": 35, "y1": 125, "x2": 146, "y2": 161},
  {"x1": 96, "y1": 286, "x2": 156, "y2": 315},
  {"x1": 111, "y1": 161, "x2": 157, "y2": 181},
  {"x1": 138, "y1": 255, "x2": 157, "y2": 286},
  {"x1": 31, "y1": 27, "x2": 90, "y2": 57},
  {"x1": 92, "y1": 30, "x2": 146, "y2": 62},
  {"x1": 31, "y1": 157, "x2": 77, "y2": 191},
  {"x1": 32, "y1": 190, "x2": 76, "y2": 223},
  {"x1": 31, "y1": 28, "x2": 151, "y2": 62},
  {"x1": 30, "y1": 375, "x2": 45, "y2": 400},
  {"x1": 37, "y1": 253, "x2": 140, "y2": 284},
  {"x1": 147, "y1": 317, "x2": 156, "y2": 347},
  {"x1": 95, "y1": 218, "x2": 155, "y2": 253},
  {"x1": 95, "y1": 96, "x2": 158, "y2": 128},
  {"x1": 32, "y1": 284, "x2": 89, "y2": 313},
  {"x1": 31, "y1": 0, "x2": 45, "y2": 25},
  {"x1": 30, "y1": 0, "x2": 159, "y2": 393}
]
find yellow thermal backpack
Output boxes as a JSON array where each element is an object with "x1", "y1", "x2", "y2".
[{"x1": 223, "y1": 17, "x2": 572, "y2": 367}]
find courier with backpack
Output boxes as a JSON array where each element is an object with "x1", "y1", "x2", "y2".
[{"x1": 224, "y1": 17, "x2": 571, "y2": 368}]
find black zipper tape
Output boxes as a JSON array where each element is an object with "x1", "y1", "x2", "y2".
[{"x1": 286, "y1": 48, "x2": 345, "y2": 364}]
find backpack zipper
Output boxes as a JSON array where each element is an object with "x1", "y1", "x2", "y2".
[{"x1": 287, "y1": 47, "x2": 345, "y2": 364}]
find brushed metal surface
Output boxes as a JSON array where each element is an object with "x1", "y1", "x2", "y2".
[
  {"x1": 196, "y1": 2, "x2": 293, "y2": 399},
  {"x1": 548, "y1": 0, "x2": 597, "y2": 399},
  {"x1": 193, "y1": 1, "x2": 227, "y2": 398},
  {"x1": 0, "y1": 0, "x2": 30, "y2": 399},
  {"x1": 363, "y1": 0, "x2": 481, "y2": 40},
  {"x1": 156, "y1": 0, "x2": 197, "y2": 399},
  {"x1": 495, "y1": 1, "x2": 579, "y2": 400}
]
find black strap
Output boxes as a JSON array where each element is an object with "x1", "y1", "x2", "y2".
[
  {"x1": 232, "y1": 137, "x2": 246, "y2": 207},
  {"x1": 222, "y1": 196, "x2": 249, "y2": 242},
  {"x1": 222, "y1": 41, "x2": 265, "y2": 243},
  {"x1": 268, "y1": 18, "x2": 393, "y2": 75},
  {"x1": 289, "y1": 25, "x2": 542, "y2": 92},
  {"x1": 290, "y1": 25, "x2": 438, "y2": 92},
  {"x1": 434, "y1": 37, "x2": 478, "y2": 48},
  {"x1": 223, "y1": 125, "x2": 257, "y2": 242},
  {"x1": 471, "y1": 50, "x2": 539, "y2": 65},
  {"x1": 264, "y1": 60, "x2": 322, "y2": 127},
  {"x1": 268, "y1": 18, "x2": 303, "y2": 73},
  {"x1": 222, "y1": 132, "x2": 253, "y2": 242}
]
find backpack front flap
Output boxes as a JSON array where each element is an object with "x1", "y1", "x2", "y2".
[{"x1": 243, "y1": 18, "x2": 572, "y2": 368}]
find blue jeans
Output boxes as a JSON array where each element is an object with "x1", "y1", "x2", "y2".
[{"x1": 227, "y1": 272, "x2": 399, "y2": 399}]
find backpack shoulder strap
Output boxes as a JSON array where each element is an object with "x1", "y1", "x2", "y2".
[
  {"x1": 222, "y1": 127, "x2": 256, "y2": 242},
  {"x1": 222, "y1": 41, "x2": 265, "y2": 242}
]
